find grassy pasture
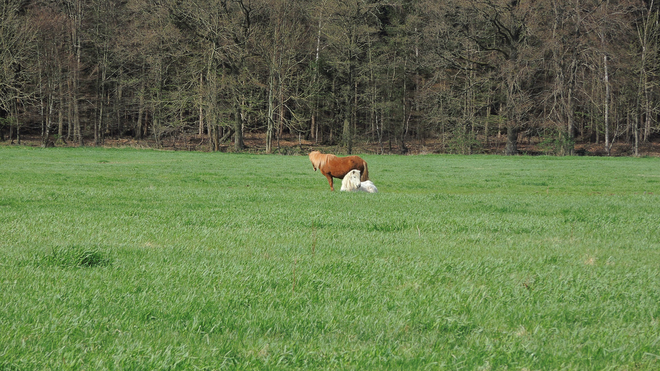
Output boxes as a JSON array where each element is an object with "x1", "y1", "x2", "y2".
[{"x1": 1, "y1": 146, "x2": 659, "y2": 370}]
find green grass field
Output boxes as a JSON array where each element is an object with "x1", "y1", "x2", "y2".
[{"x1": 1, "y1": 146, "x2": 659, "y2": 370}]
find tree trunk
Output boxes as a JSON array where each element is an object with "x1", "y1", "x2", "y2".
[
  {"x1": 115, "y1": 71, "x2": 123, "y2": 138},
  {"x1": 211, "y1": 124, "x2": 220, "y2": 151},
  {"x1": 136, "y1": 80, "x2": 145, "y2": 140},
  {"x1": 199, "y1": 73, "x2": 204, "y2": 136},
  {"x1": 44, "y1": 93, "x2": 53, "y2": 147},
  {"x1": 505, "y1": 125, "x2": 518, "y2": 155},
  {"x1": 485, "y1": 97, "x2": 490, "y2": 148},
  {"x1": 72, "y1": 0, "x2": 83, "y2": 147},
  {"x1": 266, "y1": 70, "x2": 274, "y2": 153},
  {"x1": 38, "y1": 54, "x2": 46, "y2": 147},
  {"x1": 278, "y1": 73, "x2": 285, "y2": 141},
  {"x1": 57, "y1": 78, "x2": 64, "y2": 143},
  {"x1": 310, "y1": 8, "x2": 323, "y2": 142},
  {"x1": 234, "y1": 101, "x2": 244, "y2": 151},
  {"x1": 14, "y1": 100, "x2": 20, "y2": 144},
  {"x1": 640, "y1": 0, "x2": 655, "y2": 143},
  {"x1": 634, "y1": 112, "x2": 640, "y2": 157},
  {"x1": 563, "y1": 86, "x2": 575, "y2": 156},
  {"x1": 604, "y1": 55, "x2": 610, "y2": 156},
  {"x1": 95, "y1": 60, "x2": 106, "y2": 147},
  {"x1": 66, "y1": 80, "x2": 72, "y2": 141},
  {"x1": 343, "y1": 118, "x2": 352, "y2": 154}
]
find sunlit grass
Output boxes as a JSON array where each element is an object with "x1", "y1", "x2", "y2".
[{"x1": 1, "y1": 147, "x2": 659, "y2": 369}]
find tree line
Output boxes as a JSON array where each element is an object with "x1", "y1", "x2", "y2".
[{"x1": 1, "y1": 0, "x2": 658, "y2": 155}]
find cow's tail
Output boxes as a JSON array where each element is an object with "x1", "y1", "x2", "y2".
[{"x1": 361, "y1": 161, "x2": 369, "y2": 181}]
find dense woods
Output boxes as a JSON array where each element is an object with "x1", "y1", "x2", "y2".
[{"x1": 1, "y1": 0, "x2": 659, "y2": 155}]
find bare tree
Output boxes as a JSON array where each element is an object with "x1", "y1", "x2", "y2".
[
  {"x1": 256, "y1": 0, "x2": 311, "y2": 153},
  {"x1": 323, "y1": 0, "x2": 379, "y2": 153},
  {"x1": 635, "y1": 0, "x2": 660, "y2": 154},
  {"x1": 32, "y1": 6, "x2": 69, "y2": 147},
  {"x1": 461, "y1": 0, "x2": 543, "y2": 155},
  {"x1": 0, "y1": 0, "x2": 36, "y2": 143}
]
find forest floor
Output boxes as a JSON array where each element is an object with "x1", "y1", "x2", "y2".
[{"x1": 5, "y1": 132, "x2": 660, "y2": 157}]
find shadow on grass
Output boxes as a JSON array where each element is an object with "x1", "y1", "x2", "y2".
[{"x1": 40, "y1": 245, "x2": 111, "y2": 268}]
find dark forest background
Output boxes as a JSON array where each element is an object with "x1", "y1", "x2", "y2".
[{"x1": 2, "y1": 0, "x2": 660, "y2": 155}]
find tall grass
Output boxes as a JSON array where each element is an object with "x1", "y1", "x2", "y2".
[{"x1": 1, "y1": 147, "x2": 659, "y2": 369}]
